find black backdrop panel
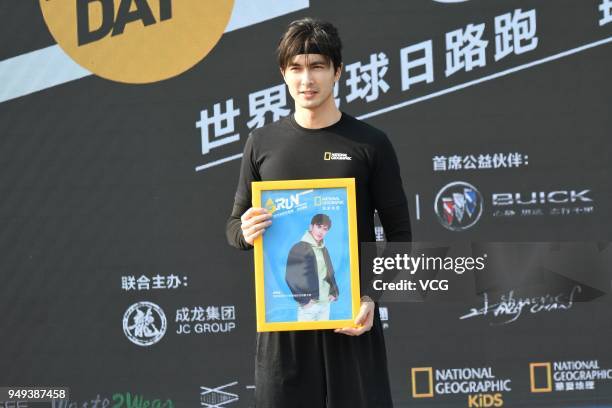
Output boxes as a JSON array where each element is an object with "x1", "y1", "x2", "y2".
[{"x1": 0, "y1": 1, "x2": 611, "y2": 407}]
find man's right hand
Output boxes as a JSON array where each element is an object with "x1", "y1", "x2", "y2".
[{"x1": 240, "y1": 207, "x2": 272, "y2": 246}]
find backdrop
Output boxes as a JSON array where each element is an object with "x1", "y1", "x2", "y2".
[{"x1": 1, "y1": 1, "x2": 611, "y2": 407}]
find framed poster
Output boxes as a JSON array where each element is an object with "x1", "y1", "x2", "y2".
[{"x1": 252, "y1": 178, "x2": 361, "y2": 332}]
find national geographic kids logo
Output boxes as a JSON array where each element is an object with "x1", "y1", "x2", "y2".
[
  {"x1": 411, "y1": 366, "x2": 511, "y2": 407},
  {"x1": 40, "y1": 0, "x2": 234, "y2": 83}
]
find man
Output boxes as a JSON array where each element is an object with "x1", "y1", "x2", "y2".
[
  {"x1": 285, "y1": 214, "x2": 339, "y2": 322},
  {"x1": 226, "y1": 18, "x2": 411, "y2": 407}
]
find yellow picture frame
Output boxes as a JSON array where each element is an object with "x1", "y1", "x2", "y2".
[{"x1": 252, "y1": 178, "x2": 361, "y2": 332}]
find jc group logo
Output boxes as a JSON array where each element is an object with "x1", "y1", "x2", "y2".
[{"x1": 40, "y1": 0, "x2": 234, "y2": 83}]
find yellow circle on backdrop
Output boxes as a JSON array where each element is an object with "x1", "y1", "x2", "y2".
[{"x1": 40, "y1": 0, "x2": 234, "y2": 83}]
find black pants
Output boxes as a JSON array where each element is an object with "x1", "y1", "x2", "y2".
[{"x1": 255, "y1": 306, "x2": 393, "y2": 407}]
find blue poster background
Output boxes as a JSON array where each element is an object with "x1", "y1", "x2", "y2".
[{"x1": 261, "y1": 187, "x2": 352, "y2": 322}]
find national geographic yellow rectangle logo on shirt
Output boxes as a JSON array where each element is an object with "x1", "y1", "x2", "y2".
[{"x1": 324, "y1": 152, "x2": 352, "y2": 160}]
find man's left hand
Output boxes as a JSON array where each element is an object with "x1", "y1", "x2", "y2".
[{"x1": 334, "y1": 296, "x2": 374, "y2": 336}]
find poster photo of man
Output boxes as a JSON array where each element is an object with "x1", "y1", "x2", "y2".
[
  {"x1": 285, "y1": 213, "x2": 339, "y2": 322},
  {"x1": 252, "y1": 180, "x2": 359, "y2": 330}
]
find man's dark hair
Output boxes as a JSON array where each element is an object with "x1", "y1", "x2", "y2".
[
  {"x1": 277, "y1": 18, "x2": 343, "y2": 73},
  {"x1": 310, "y1": 214, "x2": 332, "y2": 229}
]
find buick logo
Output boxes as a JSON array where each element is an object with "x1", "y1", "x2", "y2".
[
  {"x1": 123, "y1": 301, "x2": 167, "y2": 346},
  {"x1": 434, "y1": 181, "x2": 483, "y2": 231}
]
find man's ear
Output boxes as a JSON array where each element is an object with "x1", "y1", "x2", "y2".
[
  {"x1": 334, "y1": 63, "x2": 343, "y2": 82},
  {"x1": 280, "y1": 67, "x2": 287, "y2": 81}
]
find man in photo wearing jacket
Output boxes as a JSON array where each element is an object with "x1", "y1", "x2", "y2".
[{"x1": 285, "y1": 213, "x2": 339, "y2": 321}]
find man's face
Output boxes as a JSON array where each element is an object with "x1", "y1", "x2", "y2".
[
  {"x1": 281, "y1": 54, "x2": 341, "y2": 110},
  {"x1": 309, "y1": 223, "x2": 330, "y2": 242}
]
